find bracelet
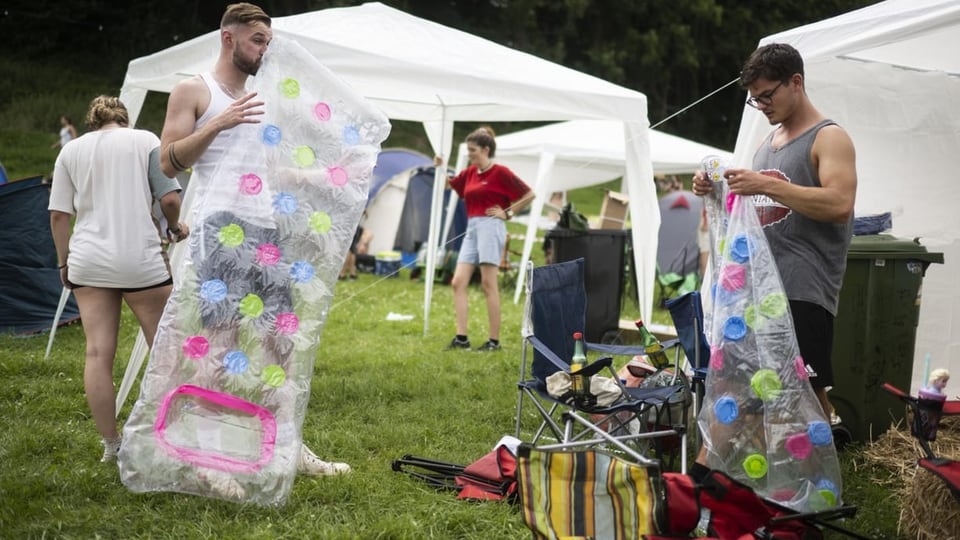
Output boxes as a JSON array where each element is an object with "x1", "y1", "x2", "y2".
[
  {"x1": 167, "y1": 225, "x2": 182, "y2": 235},
  {"x1": 58, "y1": 264, "x2": 67, "y2": 269},
  {"x1": 505, "y1": 209, "x2": 514, "y2": 219}
]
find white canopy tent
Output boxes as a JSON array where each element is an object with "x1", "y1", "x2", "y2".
[
  {"x1": 453, "y1": 120, "x2": 732, "y2": 304},
  {"x1": 117, "y1": 2, "x2": 658, "y2": 342},
  {"x1": 730, "y1": 0, "x2": 960, "y2": 392}
]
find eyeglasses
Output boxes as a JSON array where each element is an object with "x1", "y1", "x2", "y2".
[{"x1": 746, "y1": 81, "x2": 785, "y2": 109}]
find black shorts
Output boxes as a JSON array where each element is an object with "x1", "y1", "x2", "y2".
[
  {"x1": 790, "y1": 300, "x2": 834, "y2": 389},
  {"x1": 191, "y1": 211, "x2": 293, "y2": 329},
  {"x1": 70, "y1": 276, "x2": 172, "y2": 293}
]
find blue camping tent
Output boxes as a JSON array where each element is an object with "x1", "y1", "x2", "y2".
[
  {"x1": 0, "y1": 176, "x2": 80, "y2": 333},
  {"x1": 368, "y1": 148, "x2": 433, "y2": 203}
]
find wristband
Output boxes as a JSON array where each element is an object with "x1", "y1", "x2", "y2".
[
  {"x1": 505, "y1": 209, "x2": 514, "y2": 219},
  {"x1": 58, "y1": 264, "x2": 67, "y2": 269},
  {"x1": 167, "y1": 225, "x2": 182, "y2": 235}
]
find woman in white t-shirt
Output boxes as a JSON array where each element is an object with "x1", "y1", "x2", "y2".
[{"x1": 49, "y1": 95, "x2": 190, "y2": 463}]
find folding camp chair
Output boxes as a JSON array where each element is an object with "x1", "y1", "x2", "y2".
[
  {"x1": 664, "y1": 291, "x2": 709, "y2": 418},
  {"x1": 882, "y1": 383, "x2": 960, "y2": 501},
  {"x1": 515, "y1": 258, "x2": 689, "y2": 472}
]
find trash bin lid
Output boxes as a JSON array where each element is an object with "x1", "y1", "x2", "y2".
[{"x1": 847, "y1": 234, "x2": 944, "y2": 264}]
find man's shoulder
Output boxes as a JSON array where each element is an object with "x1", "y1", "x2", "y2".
[{"x1": 170, "y1": 74, "x2": 210, "y2": 99}]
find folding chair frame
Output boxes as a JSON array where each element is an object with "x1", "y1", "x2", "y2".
[{"x1": 515, "y1": 259, "x2": 689, "y2": 472}]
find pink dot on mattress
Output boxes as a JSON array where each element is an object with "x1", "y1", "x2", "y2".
[
  {"x1": 275, "y1": 312, "x2": 300, "y2": 334},
  {"x1": 314, "y1": 102, "x2": 331, "y2": 121},
  {"x1": 256, "y1": 243, "x2": 281, "y2": 266},
  {"x1": 794, "y1": 356, "x2": 809, "y2": 380},
  {"x1": 720, "y1": 263, "x2": 746, "y2": 291},
  {"x1": 183, "y1": 336, "x2": 209, "y2": 360},
  {"x1": 709, "y1": 345, "x2": 724, "y2": 370},
  {"x1": 328, "y1": 166, "x2": 348, "y2": 187},
  {"x1": 239, "y1": 173, "x2": 263, "y2": 195},
  {"x1": 726, "y1": 192, "x2": 737, "y2": 213}
]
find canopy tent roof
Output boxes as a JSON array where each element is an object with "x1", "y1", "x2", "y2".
[
  {"x1": 488, "y1": 120, "x2": 733, "y2": 192},
  {"x1": 466, "y1": 120, "x2": 731, "y2": 303},
  {"x1": 119, "y1": 2, "x2": 661, "y2": 332},
  {"x1": 731, "y1": 0, "x2": 960, "y2": 392}
]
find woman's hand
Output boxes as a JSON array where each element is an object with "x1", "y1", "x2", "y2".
[
  {"x1": 167, "y1": 222, "x2": 191, "y2": 243},
  {"x1": 486, "y1": 206, "x2": 510, "y2": 220},
  {"x1": 691, "y1": 170, "x2": 714, "y2": 197}
]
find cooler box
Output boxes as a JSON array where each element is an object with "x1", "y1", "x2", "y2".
[{"x1": 375, "y1": 251, "x2": 401, "y2": 277}]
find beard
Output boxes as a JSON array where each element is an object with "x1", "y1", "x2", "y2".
[{"x1": 233, "y1": 49, "x2": 262, "y2": 76}]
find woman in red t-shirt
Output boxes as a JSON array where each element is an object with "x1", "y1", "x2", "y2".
[{"x1": 440, "y1": 127, "x2": 534, "y2": 351}]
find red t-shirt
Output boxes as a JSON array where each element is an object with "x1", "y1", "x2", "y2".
[{"x1": 449, "y1": 164, "x2": 531, "y2": 218}]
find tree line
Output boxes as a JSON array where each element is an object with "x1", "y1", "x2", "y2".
[{"x1": 2, "y1": 0, "x2": 876, "y2": 148}]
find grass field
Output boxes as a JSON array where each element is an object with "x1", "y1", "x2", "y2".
[{"x1": 0, "y1": 256, "x2": 903, "y2": 538}]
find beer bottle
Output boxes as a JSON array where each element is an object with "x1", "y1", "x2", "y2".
[
  {"x1": 635, "y1": 319, "x2": 670, "y2": 368},
  {"x1": 570, "y1": 332, "x2": 593, "y2": 406}
]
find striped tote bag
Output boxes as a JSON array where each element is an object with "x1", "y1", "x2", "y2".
[{"x1": 517, "y1": 445, "x2": 666, "y2": 540}]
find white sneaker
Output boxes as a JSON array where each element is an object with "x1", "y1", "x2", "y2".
[
  {"x1": 100, "y1": 437, "x2": 122, "y2": 463},
  {"x1": 297, "y1": 444, "x2": 352, "y2": 476}
]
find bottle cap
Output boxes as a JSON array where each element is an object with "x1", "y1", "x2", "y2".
[
  {"x1": 750, "y1": 369, "x2": 782, "y2": 401},
  {"x1": 742, "y1": 453, "x2": 768, "y2": 479},
  {"x1": 573, "y1": 332, "x2": 583, "y2": 339},
  {"x1": 714, "y1": 396, "x2": 739, "y2": 424},
  {"x1": 807, "y1": 421, "x2": 833, "y2": 446}
]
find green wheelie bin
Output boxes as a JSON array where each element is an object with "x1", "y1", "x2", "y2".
[{"x1": 829, "y1": 234, "x2": 944, "y2": 444}]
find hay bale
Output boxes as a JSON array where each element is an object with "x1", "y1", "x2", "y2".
[
  {"x1": 862, "y1": 410, "x2": 960, "y2": 538},
  {"x1": 898, "y1": 467, "x2": 960, "y2": 539}
]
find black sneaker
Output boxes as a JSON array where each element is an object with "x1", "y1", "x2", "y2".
[
  {"x1": 475, "y1": 340, "x2": 501, "y2": 352},
  {"x1": 446, "y1": 337, "x2": 471, "y2": 350}
]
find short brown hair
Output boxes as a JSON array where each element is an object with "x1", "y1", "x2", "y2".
[
  {"x1": 740, "y1": 43, "x2": 804, "y2": 88},
  {"x1": 85, "y1": 95, "x2": 128, "y2": 130},
  {"x1": 466, "y1": 126, "x2": 497, "y2": 158},
  {"x1": 221, "y1": 3, "x2": 271, "y2": 28}
]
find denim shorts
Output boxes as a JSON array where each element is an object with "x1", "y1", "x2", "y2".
[{"x1": 457, "y1": 217, "x2": 506, "y2": 266}]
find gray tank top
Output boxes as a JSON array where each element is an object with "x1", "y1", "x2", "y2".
[{"x1": 751, "y1": 119, "x2": 853, "y2": 315}]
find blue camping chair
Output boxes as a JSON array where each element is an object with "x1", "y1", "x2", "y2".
[
  {"x1": 515, "y1": 258, "x2": 689, "y2": 471},
  {"x1": 665, "y1": 291, "x2": 710, "y2": 413}
]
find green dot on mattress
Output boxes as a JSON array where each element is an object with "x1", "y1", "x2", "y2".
[
  {"x1": 218, "y1": 223, "x2": 245, "y2": 247},
  {"x1": 309, "y1": 211, "x2": 332, "y2": 233}
]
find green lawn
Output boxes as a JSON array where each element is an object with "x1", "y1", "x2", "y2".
[{"x1": 0, "y1": 266, "x2": 902, "y2": 539}]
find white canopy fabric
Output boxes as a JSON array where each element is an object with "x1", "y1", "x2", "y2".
[
  {"x1": 461, "y1": 120, "x2": 732, "y2": 303},
  {"x1": 119, "y1": 2, "x2": 660, "y2": 337},
  {"x1": 731, "y1": 0, "x2": 960, "y2": 392}
]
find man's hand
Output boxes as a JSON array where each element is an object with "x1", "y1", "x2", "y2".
[
  {"x1": 724, "y1": 168, "x2": 770, "y2": 196},
  {"x1": 214, "y1": 92, "x2": 265, "y2": 131},
  {"x1": 691, "y1": 170, "x2": 714, "y2": 196}
]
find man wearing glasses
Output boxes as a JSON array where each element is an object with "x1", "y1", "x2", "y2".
[{"x1": 692, "y1": 43, "x2": 857, "y2": 432}]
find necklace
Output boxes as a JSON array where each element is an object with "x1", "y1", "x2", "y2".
[
  {"x1": 214, "y1": 77, "x2": 244, "y2": 100},
  {"x1": 477, "y1": 162, "x2": 493, "y2": 174}
]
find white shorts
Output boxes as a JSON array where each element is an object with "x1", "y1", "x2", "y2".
[{"x1": 457, "y1": 217, "x2": 506, "y2": 266}]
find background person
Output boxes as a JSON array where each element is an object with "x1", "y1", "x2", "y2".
[
  {"x1": 691, "y1": 43, "x2": 857, "y2": 478},
  {"x1": 157, "y1": 2, "x2": 349, "y2": 477},
  {"x1": 437, "y1": 126, "x2": 534, "y2": 352},
  {"x1": 51, "y1": 115, "x2": 78, "y2": 150},
  {"x1": 49, "y1": 95, "x2": 187, "y2": 463}
]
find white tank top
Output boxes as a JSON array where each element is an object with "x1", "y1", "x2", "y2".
[
  {"x1": 192, "y1": 73, "x2": 237, "y2": 186},
  {"x1": 183, "y1": 73, "x2": 272, "y2": 226}
]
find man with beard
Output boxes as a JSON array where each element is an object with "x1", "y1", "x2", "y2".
[
  {"x1": 691, "y1": 43, "x2": 857, "y2": 478},
  {"x1": 159, "y1": 2, "x2": 351, "y2": 477}
]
